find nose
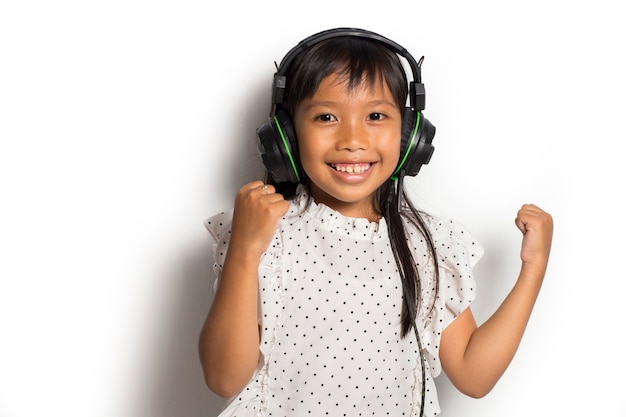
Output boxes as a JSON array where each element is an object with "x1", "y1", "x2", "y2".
[{"x1": 335, "y1": 119, "x2": 370, "y2": 151}]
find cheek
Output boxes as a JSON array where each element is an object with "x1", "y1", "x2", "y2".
[
  {"x1": 296, "y1": 138, "x2": 322, "y2": 175},
  {"x1": 392, "y1": 138, "x2": 402, "y2": 158},
  {"x1": 385, "y1": 130, "x2": 402, "y2": 161},
  {"x1": 386, "y1": 145, "x2": 402, "y2": 174}
]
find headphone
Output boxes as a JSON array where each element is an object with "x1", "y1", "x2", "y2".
[{"x1": 256, "y1": 27, "x2": 436, "y2": 184}]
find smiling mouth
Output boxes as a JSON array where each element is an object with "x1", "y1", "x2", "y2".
[{"x1": 330, "y1": 163, "x2": 372, "y2": 174}]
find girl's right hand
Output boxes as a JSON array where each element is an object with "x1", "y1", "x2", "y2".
[
  {"x1": 200, "y1": 180, "x2": 287, "y2": 397},
  {"x1": 230, "y1": 180, "x2": 290, "y2": 257}
]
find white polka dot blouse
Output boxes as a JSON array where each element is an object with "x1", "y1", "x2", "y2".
[{"x1": 205, "y1": 185, "x2": 483, "y2": 417}]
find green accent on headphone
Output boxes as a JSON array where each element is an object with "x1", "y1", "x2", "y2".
[
  {"x1": 390, "y1": 112, "x2": 421, "y2": 181},
  {"x1": 274, "y1": 115, "x2": 301, "y2": 182}
]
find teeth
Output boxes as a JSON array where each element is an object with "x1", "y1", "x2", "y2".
[{"x1": 331, "y1": 163, "x2": 372, "y2": 174}]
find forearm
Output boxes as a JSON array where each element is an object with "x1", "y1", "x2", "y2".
[
  {"x1": 199, "y1": 246, "x2": 262, "y2": 397},
  {"x1": 441, "y1": 204, "x2": 552, "y2": 397},
  {"x1": 458, "y1": 264, "x2": 545, "y2": 396}
]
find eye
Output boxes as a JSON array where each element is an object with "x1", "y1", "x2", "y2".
[
  {"x1": 316, "y1": 114, "x2": 335, "y2": 122},
  {"x1": 368, "y1": 112, "x2": 386, "y2": 121}
]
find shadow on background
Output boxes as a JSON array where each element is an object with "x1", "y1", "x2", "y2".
[
  {"x1": 144, "y1": 241, "x2": 226, "y2": 417},
  {"x1": 141, "y1": 82, "x2": 270, "y2": 417}
]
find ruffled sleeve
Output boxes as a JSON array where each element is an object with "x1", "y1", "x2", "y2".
[
  {"x1": 204, "y1": 210, "x2": 234, "y2": 292},
  {"x1": 432, "y1": 217, "x2": 484, "y2": 322},
  {"x1": 203, "y1": 209, "x2": 287, "y2": 410},
  {"x1": 203, "y1": 209, "x2": 284, "y2": 329},
  {"x1": 416, "y1": 215, "x2": 484, "y2": 377}
]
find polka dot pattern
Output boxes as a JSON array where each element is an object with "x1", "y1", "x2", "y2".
[{"x1": 205, "y1": 186, "x2": 483, "y2": 417}]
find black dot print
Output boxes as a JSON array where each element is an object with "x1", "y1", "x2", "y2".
[{"x1": 204, "y1": 186, "x2": 484, "y2": 417}]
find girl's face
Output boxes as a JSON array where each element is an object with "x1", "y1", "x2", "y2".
[{"x1": 294, "y1": 73, "x2": 402, "y2": 221}]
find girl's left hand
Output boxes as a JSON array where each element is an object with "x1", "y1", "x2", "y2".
[{"x1": 515, "y1": 204, "x2": 553, "y2": 271}]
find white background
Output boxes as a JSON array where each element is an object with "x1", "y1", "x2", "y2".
[{"x1": 1, "y1": 1, "x2": 624, "y2": 416}]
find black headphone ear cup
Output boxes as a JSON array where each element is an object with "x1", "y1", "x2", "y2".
[
  {"x1": 395, "y1": 108, "x2": 436, "y2": 177},
  {"x1": 256, "y1": 109, "x2": 303, "y2": 183}
]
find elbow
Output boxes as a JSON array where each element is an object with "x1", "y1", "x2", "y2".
[
  {"x1": 444, "y1": 364, "x2": 501, "y2": 399},
  {"x1": 204, "y1": 374, "x2": 243, "y2": 399},
  {"x1": 198, "y1": 331, "x2": 259, "y2": 398},
  {"x1": 200, "y1": 356, "x2": 254, "y2": 399},
  {"x1": 456, "y1": 379, "x2": 497, "y2": 399},
  {"x1": 463, "y1": 386, "x2": 493, "y2": 399}
]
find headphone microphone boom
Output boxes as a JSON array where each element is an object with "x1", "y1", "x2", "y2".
[{"x1": 256, "y1": 27, "x2": 436, "y2": 184}]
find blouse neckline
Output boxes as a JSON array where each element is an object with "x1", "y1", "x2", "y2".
[{"x1": 292, "y1": 185, "x2": 388, "y2": 241}]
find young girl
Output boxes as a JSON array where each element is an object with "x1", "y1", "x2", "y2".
[{"x1": 199, "y1": 28, "x2": 553, "y2": 417}]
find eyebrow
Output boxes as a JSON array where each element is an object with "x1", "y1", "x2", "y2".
[{"x1": 300, "y1": 99, "x2": 397, "y2": 111}]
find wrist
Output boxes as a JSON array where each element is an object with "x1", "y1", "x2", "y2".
[{"x1": 519, "y1": 261, "x2": 547, "y2": 285}]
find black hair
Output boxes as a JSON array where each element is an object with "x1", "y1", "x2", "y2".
[{"x1": 267, "y1": 36, "x2": 440, "y2": 338}]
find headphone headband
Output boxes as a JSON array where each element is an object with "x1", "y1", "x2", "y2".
[{"x1": 272, "y1": 27, "x2": 426, "y2": 111}]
